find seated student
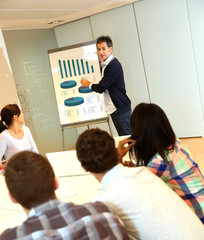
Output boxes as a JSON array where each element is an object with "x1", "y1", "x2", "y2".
[
  {"x1": 0, "y1": 151, "x2": 129, "y2": 240},
  {"x1": 76, "y1": 128, "x2": 204, "y2": 240},
  {"x1": 0, "y1": 104, "x2": 38, "y2": 169},
  {"x1": 117, "y1": 103, "x2": 204, "y2": 224}
]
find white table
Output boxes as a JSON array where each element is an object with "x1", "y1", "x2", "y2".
[{"x1": 0, "y1": 175, "x2": 26, "y2": 233}]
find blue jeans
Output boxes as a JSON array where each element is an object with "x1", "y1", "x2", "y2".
[{"x1": 110, "y1": 110, "x2": 131, "y2": 136}]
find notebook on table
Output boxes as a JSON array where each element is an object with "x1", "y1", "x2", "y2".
[{"x1": 46, "y1": 150, "x2": 89, "y2": 177}]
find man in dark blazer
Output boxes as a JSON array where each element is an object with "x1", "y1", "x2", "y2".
[{"x1": 81, "y1": 35, "x2": 131, "y2": 136}]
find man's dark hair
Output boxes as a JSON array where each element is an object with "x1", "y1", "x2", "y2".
[
  {"x1": 5, "y1": 151, "x2": 55, "y2": 209},
  {"x1": 76, "y1": 128, "x2": 119, "y2": 173},
  {"x1": 130, "y1": 103, "x2": 176, "y2": 166},
  {"x1": 96, "y1": 35, "x2": 113, "y2": 48}
]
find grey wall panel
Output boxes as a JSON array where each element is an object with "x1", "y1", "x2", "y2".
[
  {"x1": 90, "y1": 4, "x2": 150, "y2": 110},
  {"x1": 134, "y1": 0, "x2": 204, "y2": 137},
  {"x1": 54, "y1": 18, "x2": 93, "y2": 47}
]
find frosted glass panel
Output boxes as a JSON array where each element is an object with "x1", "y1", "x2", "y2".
[
  {"x1": 187, "y1": 0, "x2": 204, "y2": 119},
  {"x1": 3, "y1": 29, "x2": 77, "y2": 154},
  {"x1": 134, "y1": 0, "x2": 204, "y2": 137}
]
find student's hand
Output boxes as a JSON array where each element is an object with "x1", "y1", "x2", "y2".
[
  {"x1": 80, "y1": 79, "x2": 91, "y2": 87},
  {"x1": 123, "y1": 160, "x2": 137, "y2": 167},
  {"x1": 117, "y1": 138, "x2": 135, "y2": 164},
  {"x1": 0, "y1": 160, "x2": 7, "y2": 169}
]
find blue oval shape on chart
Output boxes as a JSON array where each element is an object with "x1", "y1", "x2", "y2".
[
  {"x1": 78, "y1": 86, "x2": 93, "y2": 93},
  {"x1": 64, "y1": 97, "x2": 84, "y2": 106},
  {"x1": 60, "y1": 80, "x2": 77, "y2": 89}
]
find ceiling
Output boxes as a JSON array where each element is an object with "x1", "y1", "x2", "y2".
[{"x1": 0, "y1": 0, "x2": 139, "y2": 30}]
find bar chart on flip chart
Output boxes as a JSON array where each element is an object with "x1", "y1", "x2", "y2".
[
  {"x1": 48, "y1": 41, "x2": 107, "y2": 127},
  {"x1": 58, "y1": 58, "x2": 95, "y2": 78}
]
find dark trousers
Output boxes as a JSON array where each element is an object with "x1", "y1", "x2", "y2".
[{"x1": 110, "y1": 110, "x2": 131, "y2": 136}]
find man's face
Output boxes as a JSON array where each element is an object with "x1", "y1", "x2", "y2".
[{"x1": 97, "y1": 42, "x2": 113, "y2": 62}]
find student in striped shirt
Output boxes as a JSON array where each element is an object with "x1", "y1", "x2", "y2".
[{"x1": 118, "y1": 102, "x2": 204, "y2": 223}]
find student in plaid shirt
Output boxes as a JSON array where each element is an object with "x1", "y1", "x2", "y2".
[
  {"x1": 118, "y1": 103, "x2": 204, "y2": 224},
  {"x1": 0, "y1": 151, "x2": 129, "y2": 240}
]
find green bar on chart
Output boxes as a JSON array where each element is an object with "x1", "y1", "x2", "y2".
[
  {"x1": 72, "y1": 59, "x2": 77, "y2": 76},
  {"x1": 81, "y1": 59, "x2": 85, "y2": 74},
  {"x1": 63, "y1": 60, "x2": 68, "y2": 78},
  {"x1": 58, "y1": 60, "x2": 63, "y2": 78},
  {"x1": 67, "y1": 60, "x2": 72, "y2": 77},
  {"x1": 76, "y1": 59, "x2": 81, "y2": 75},
  {"x1": 85, "y1": 61, "x2": 90, "y2": 74}
]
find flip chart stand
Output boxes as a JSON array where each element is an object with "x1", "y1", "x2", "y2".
[{"x1": 61, "y1": 117, "x2": 113, "y2": 151}]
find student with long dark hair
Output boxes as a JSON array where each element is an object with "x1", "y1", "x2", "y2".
[
  {"x1": 0, "y1": 104, "x2": 38, "y2": 168},
  {"x1": 118, "y1": 103, "x2": 204, "y2": 224}
]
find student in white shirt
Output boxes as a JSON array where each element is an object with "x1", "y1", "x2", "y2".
[
  {"x1": 76, "y1": 128, "x2": 204, "y2": 240},
  {"x1": 0, "y1": 104, "x2": 38, "y2": 168}
]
